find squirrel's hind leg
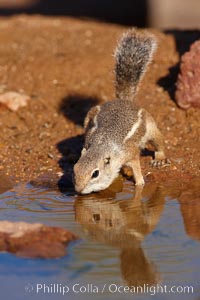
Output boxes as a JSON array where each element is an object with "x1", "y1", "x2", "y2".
[{"x1": 145, "y1": 116, "x2": 170, "y2": 167}]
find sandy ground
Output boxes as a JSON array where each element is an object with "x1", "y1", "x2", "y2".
[{"x1": 0, "y1": 15, "x2": 199, "y2": 188}]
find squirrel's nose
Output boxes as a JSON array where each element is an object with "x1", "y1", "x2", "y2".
[
  {"x1": 74, "y1": 184, "x2": 85, "y2": 194},
  {"x1": 73, "y1": 176, "x2": 84, "y2": 194}
]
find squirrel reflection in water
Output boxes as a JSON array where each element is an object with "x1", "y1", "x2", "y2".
[{"x1": 74, "y1": 179, "x2": 165, "y2": 287}]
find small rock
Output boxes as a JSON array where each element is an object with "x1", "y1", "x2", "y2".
[
  {"x1": 43, "y1": 122, "x2": 51, "y2": 128},
  {"x1": 57, "y1": 171, "x2": 63, "y2": 177},
  {"x1": 0, "y1": 221, "x2": 77, "y2": 258},
  {"x1": 0, "y1": 91, "x2": 30, "y2": 111},
  {"x1": 48, "y1": 153, "x2": 54, "y2": 159},
  {"x1": 25, "y1": 148, "x2": 32, "y2": 154},
  {"x1": 175, "y1": 40, "x2": 200, "y2": 109},
  {"x1": 39, "y1": 131, "x2": 50, "y2": 140},
  {"x1": 171, "y1": 165, "x2": 177, "y2": 170},
  {"x1": 53, "y1": 79, "x2": 58, "y2": 85}
]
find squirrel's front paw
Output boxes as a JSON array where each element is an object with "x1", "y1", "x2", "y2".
[
  {"x1": 135, "y1": 178, "x2": 145, "y2": 186},
  {"x1": 150, "y1": 158, "x2": 171, "y2": 168}
]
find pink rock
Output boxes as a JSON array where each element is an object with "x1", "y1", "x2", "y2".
[
  {"x1": 0, "y1": 91, "x2": 30, "y2": 111},
  {"x1": 0, "y1": 221, "x2": 78, "y2": 258},
  {"x1": 175, "y1": 40, "x2": 200, "y2": 109}
]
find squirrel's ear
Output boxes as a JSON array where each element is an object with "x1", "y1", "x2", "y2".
[
  {"x1": 104, "y1": 157, "x2": 110, "y2": 165},
  {"x1": 81, "y1": 148, "x2": 87, "y2": 155},
  {"x1": 84, "y1": 105, "x2": 101, "y2": 131}
]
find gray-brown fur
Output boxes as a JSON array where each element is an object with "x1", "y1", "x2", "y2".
[
  {"x1": 73, "y1": 29, "x2": 169, "y2": 194},
  {"x1": 84, "y1": 100, "x2": 139, "y2": 149},
  {"x1": 115, "y1": 29, "x2": 157, "y2": 101}
]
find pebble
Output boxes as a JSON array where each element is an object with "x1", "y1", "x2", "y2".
[
  {"x1": 0, "y1": 91, "x2": 30, "y2": 112},
  {"x1": 39, "y1": 132, "x2": 50, "y2": 140},
  {"x1": 53, "y1": 79, "x2": 58, "y2": 85},
  {"x1": 43, "y1": 122, "x2": 51, "y2": 128},
  {"x1": 48, "y1": 153, "x2": 54, "y2": 159},
  {"x1": 25, "y1": 148, "x2": 32, "y2": 154}
]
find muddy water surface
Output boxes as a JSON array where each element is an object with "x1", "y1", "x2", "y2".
[{"x1": 0, "y1": 177, "x2": 200, "y2": 300}]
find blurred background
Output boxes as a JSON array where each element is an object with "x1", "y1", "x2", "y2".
[{"x1": 0, "y1": 0, "x2": 200, "y2": 29}]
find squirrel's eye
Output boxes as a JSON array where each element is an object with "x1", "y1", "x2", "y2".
[{"x1": 91, "y1": 169, "x2": 99, "y2": 179}]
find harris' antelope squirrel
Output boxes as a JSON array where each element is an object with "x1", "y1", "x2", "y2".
[{"x1": 74, "y1": 29, "x2": 169, "y2": 194}]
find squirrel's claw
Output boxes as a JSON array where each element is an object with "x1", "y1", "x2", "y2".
[{"x1": 150, "y1": 158, "x2": 171, "y2": 168}]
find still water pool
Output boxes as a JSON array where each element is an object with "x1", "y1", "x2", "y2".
[{"x1": 0, "y1": 178, "x2": 199, "y2": 300}]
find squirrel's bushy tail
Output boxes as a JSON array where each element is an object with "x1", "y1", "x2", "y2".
[{"x1": 114, "y1": 29, "x2": 157, "y2": 101}]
